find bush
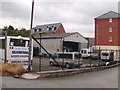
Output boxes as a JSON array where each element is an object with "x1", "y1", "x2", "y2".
[{"x1": 0, "y1": 63, "x2": 26, "y2": 76}]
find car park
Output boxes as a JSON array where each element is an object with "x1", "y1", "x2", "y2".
[{"x1": 49, "y1": 52, "x2": 83, "y2": 69}]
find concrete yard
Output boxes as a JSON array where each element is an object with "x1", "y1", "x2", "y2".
[{"x1": 32, "y1": 57, "x2": 105, "y2": 72}]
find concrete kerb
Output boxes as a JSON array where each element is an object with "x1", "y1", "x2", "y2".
[{"x1": 37, "y1": 64, "x2": 120, "y2": 78}]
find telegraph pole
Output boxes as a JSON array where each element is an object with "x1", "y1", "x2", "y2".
[{"x1": 28, "y1": 0, "x2": 34, "y2": 72}]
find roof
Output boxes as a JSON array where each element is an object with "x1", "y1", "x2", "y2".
[
  {"x1": 33, "y1": 23, "x2": 61, "y2": 33},
  {"x1": 95, "y1": 11, "x2": 120, "y2": 19},
  {"x1": 34, "y1": 32, "x2": 77, "y2": 39}
]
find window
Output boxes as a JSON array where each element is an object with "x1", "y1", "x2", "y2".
[
  {"x1": 34, "y1": 29, "x2": 37, "y2": 32},
  {"x1": 75, "y1": 53, "x2": 82, "y2": 59},
  {"x1": 0, "y1": 39, "x2": 5, "y2": 49},
  {"x1": 54, "y1": 27, "x2": 57, "y2": 30},
  {"x1": 39, "y1": 28, "x2": 41, "y2": 32},
  {"x1": 81, "y1": 50, "x2": 84, "y2": 53},
  {"x1": 109, "y1": 27, "x2": 112, "y2": 32},
  {"x1": 49, "y1": 27, "x2": 52, "y2": 31},
  {"x1": 109, "y1": 37, "x2": 112, "y2": 42},
  {"x1": 10, "y1": 39, "x2": 29, "y2": 47},
  {"x1": 102, "y1": 53, "x2": 109, "y2": 56},
  {"x1": 109, "y1": 18, "x2": 112, "y2": 23},
  {"x1": 47, "y1": 26, "x2": 49, "y2": 31},
  {"x1": 52, "y1": 26, "x2": 54, "y2": 31},
  {"x1": 58, "y1": 54, "x2": 72, "y2": 59}
]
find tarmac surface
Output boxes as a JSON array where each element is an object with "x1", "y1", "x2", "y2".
[{"x1": 2, "y1": 66, "x2": 119, "y2": 88}]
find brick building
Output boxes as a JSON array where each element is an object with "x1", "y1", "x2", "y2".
[
  {"x1": 32, "y1": 23, "x2": 65, "y2": 34},
  {"x1": 94, "y1": 11, "x2": 120, "y2": 50}
]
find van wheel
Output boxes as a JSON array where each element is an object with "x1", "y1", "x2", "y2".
[
  {"x1": 65, "y1": 63, "x2": 71, "y2": 69},
  {"x1": 49, "y1": 61, "x2": 54, "y2": 66}
]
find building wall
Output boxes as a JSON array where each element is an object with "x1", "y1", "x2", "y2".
[
  {"x1": 33, "y1": 38, "x2": 62, "y2": 55},
  {"x1": 55, "y1": 24, "x2": 66, "y2": 34},
  {"x1": 95, "y1": 18, "x2": 119, "y2": 47},
  {"x1": 118, "y1": 18, "x2": 120, "y2": 46},
  {"x1": 95, "y1": 46, "x2": 119, "y2": 50}
]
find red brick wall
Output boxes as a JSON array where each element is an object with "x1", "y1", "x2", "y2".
[
  {"x1": 95, "y1": 18, "x2": 119, "y2": 46},
  {"x1": 55, "y1": 24, "x2": 66, "y2": 34},
  {"x1": 118, "y1": 18, "x2": 120, "y2": 46}
]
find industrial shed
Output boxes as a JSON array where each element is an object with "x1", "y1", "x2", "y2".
[{"x1": 33, "y1": 32, "x2": 88, "y2": 55}]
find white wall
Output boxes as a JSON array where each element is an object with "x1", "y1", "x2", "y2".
[{"x1": 33, "y1": 38, "x2": 62, "y2": 55}]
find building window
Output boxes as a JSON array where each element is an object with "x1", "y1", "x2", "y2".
[
  {"x1": 39, "y1": 28, "x2": 41, "y2": 32},
  {"x1": 49, "y1": 27, "x2": 52, "y2": 31},
  {"x1": 109, "y1": 37, "x2": 112, "y2": 42},
  {"x1": 34, "y1": 29, "x2": 37, "y2": 32},
  {"x1": 52, "y1": 26, "x2": 54, "y2": 31},
  {"x1": 109, "y1": 27, "x2": 112, "y2": 32},
  {"x1": 109, "y1": 18, "x2": 112, "y2": 23},
  {"x1": 47, "y1": 26, "x2": 49, "y2": 31}
]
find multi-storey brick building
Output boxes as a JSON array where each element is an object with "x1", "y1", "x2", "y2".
[
  {"x1": 32, "y1": 23, "x2": 66, "y2": 34},
  {"x1": 94, "y1": 11, "x2": 120, "y2": 50}
]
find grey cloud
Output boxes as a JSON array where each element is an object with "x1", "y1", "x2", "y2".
[
  {"x1": 2, "y1": 2, "x2": 30, "y2": 20},
  {"x1": 1, "y1": 1, "x2": 118, "y2": 37}
]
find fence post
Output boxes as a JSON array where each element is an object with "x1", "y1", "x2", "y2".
[
  {"x1": 90, "y1": 50, "x2": 91, "y2": 67},
  {"x1": 62, "y1": 38, "x2": 64, "y2": 70},
  {"x1": 4, "y1": 31, "x2": 7, "y2": 63},
  {"x1": 98, "y1": 47, "x2": 101, "y2": 66},
  {"x1": 39, "y1": 34, "x2": 42, "y2": 72}
]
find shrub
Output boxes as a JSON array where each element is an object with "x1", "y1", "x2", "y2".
[{"x1": 0, "y1": 63, "x2": 26, "y2": 76}]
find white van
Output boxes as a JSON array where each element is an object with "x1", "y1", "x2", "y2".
[
  {"x1": 101, "y1": 51, "x2": 114, "y2": 61},
  {"x1": 81, "y1": 48, "x2": 91, "y2": 58}
]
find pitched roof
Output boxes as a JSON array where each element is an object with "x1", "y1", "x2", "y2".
[
  {"x1": 33, "y1": 23, "x2": 61, "y2": 33},
  {"x1": 95, "y1": 11, "x2": 120, "y2": 19},
  {"x1": 34, "y1": 32, "x2": 78, "y2": 39}
]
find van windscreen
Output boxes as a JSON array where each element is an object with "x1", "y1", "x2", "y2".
[
  {"x1": 10, "y1": 39, "x2": 29, "y2": 47},
  {"x1": 102, "y1": 53, "x2": 109, "y2": 56}
]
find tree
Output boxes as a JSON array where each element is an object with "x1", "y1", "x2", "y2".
[
  {"x1": 2, "y1": 25, "x2": 29, "y2": 37},
  {"x1": 3, "y1": 26, "x2": 8, "y2": 31},
  {"x1": 8, "y1": 25, "x2": 14, "y2": 30}
]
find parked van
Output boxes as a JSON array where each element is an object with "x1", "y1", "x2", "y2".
[
  {"x1": 49, "y1": 52, "x2": 82, "y2": 69},
  {"x1": 101, "y1": 51, "x2": 114, "y2": 61},
  {"x1": 81, "y1": 48, "x2": 91, "y2": 58}
]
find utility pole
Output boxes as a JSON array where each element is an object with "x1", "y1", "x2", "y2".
[
  {"x1": 28, "y1": 0, "x2": 34, "y2": 72},
  {"x1": 4, "y1": 31, "x2": 7, "y2": 63}
]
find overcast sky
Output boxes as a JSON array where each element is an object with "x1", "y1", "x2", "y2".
[{"x1": 0, "y1": 0, "x2": 119, "y2": 37}]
